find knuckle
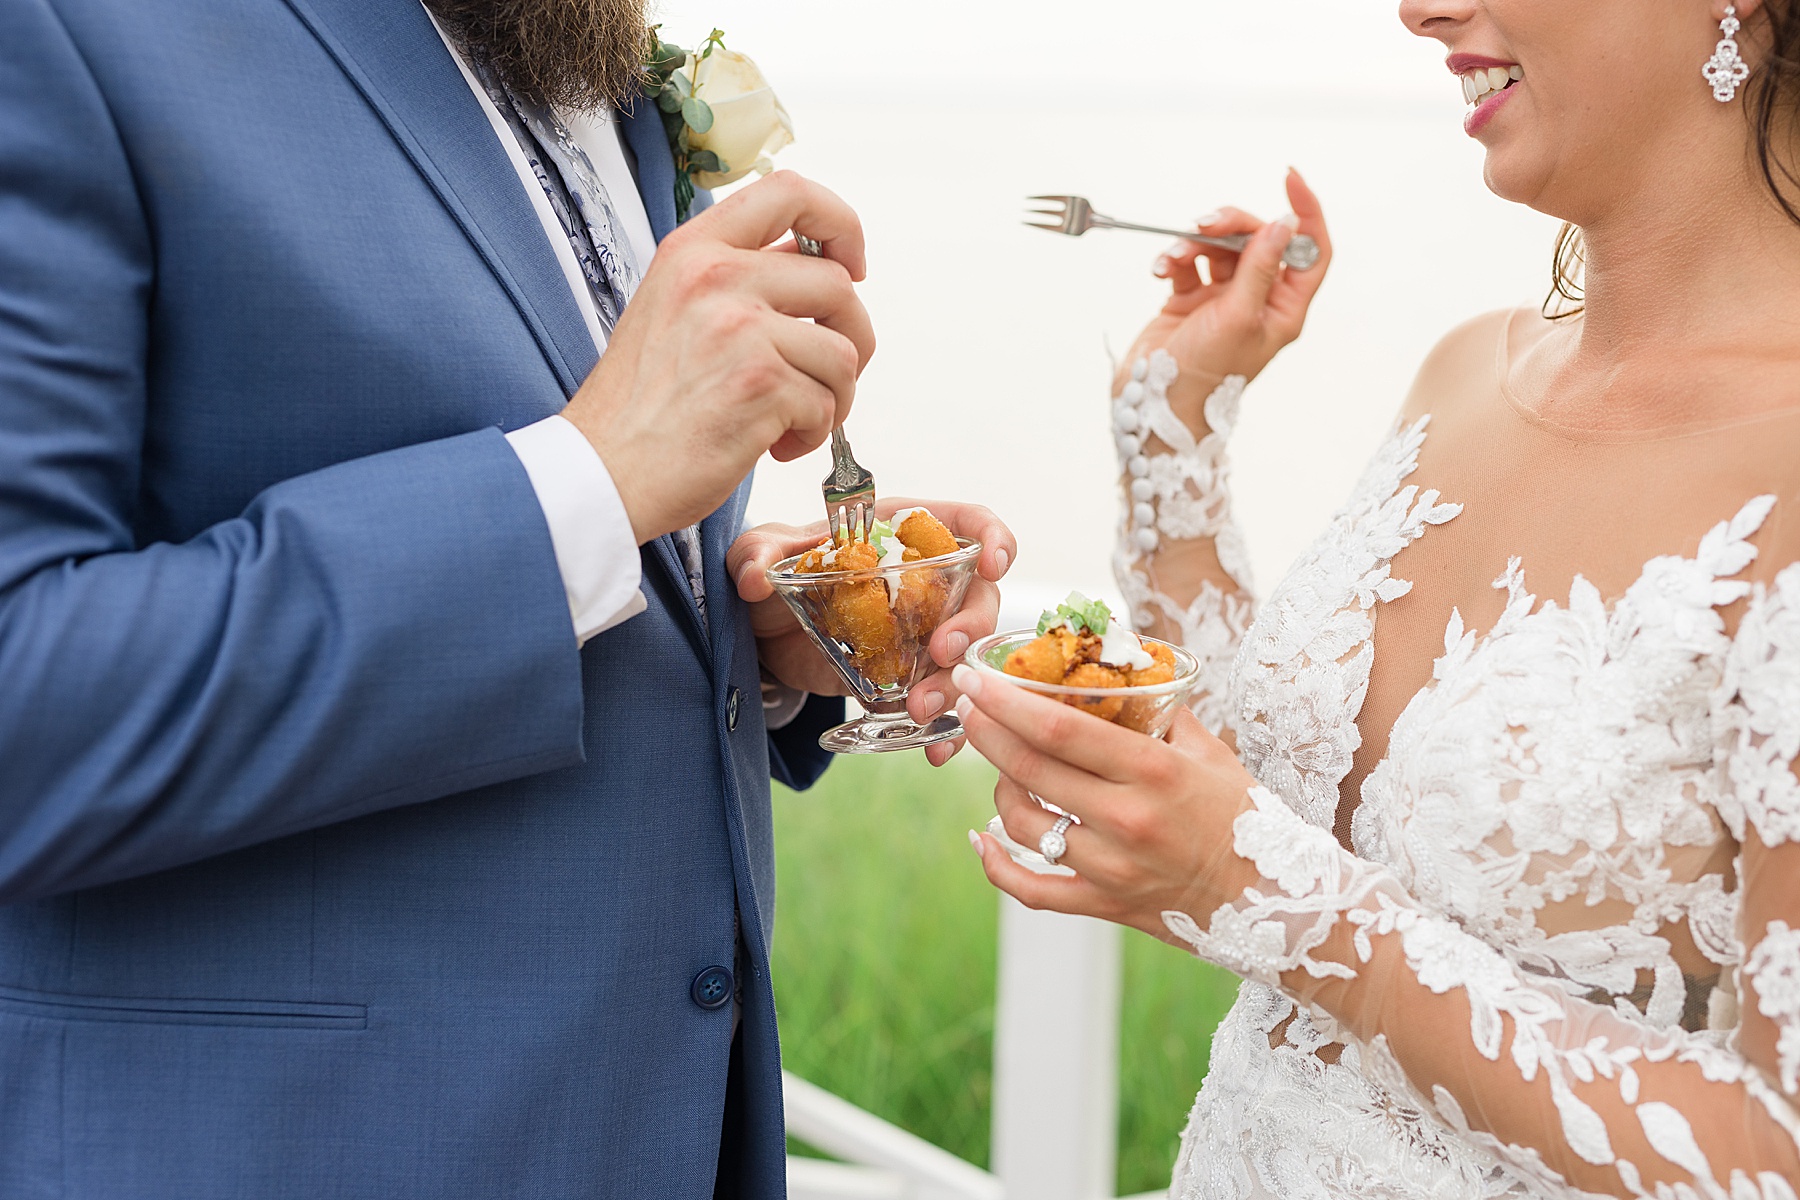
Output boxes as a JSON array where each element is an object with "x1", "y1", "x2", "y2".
[
  {"x1": 832, "y1": 335, "x2": 860, "y2": 379},
  {"x1": 738, "y1": 358, "x2": 783, "y2": 397},
  {"x1": 691, "y1": 254, "x2": 746, "y2": 294},
  {"x1": 766, "y1": 169, "x2": 806, "y2": 200},
  {"x1": 705, "y1": 303, "x2": 758, "y2": 342},
  {"x1": 1112, "y1": 804, "x2": 1154, "y2": 845},
  {"x1": 1011, "y1": 746, "x2": 1048, "y2": 788}
]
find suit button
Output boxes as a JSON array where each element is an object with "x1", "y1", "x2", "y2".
[
  {"x1": 726, "y1": 686, "x2": 742, "y2": 731},
  {"x1": 691, "y1": 966, "x2": 733, "y2": 1011}
]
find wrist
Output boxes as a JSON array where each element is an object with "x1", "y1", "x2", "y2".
[{"x1": 564, "y1": 412, "x2": 656, "y2": 546}]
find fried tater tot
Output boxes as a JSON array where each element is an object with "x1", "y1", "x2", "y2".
[
  {"x1": 1003, "y1": 633, "x2": 1068, "y2": 684},
  {"x1": 1062, "y1": 662, "x2": 1128, "y2": 721},
  {"x1": 1117, "y1": 696, "x2": 1158, "y2": 734},
  {"x1": 829, "y1": 579, "x2": 902, "y2": 684},
  {"x1": 831, "y1": 542, "x2": 881, "y2": 572},
  {"x1": 1125, "y1": 659, "x2": 1176, "y2": 689},
  {"x1": 896, "y1": 511, "x2": 959, "y2": 560},
  {"x1": 895, "y1": 571, "x2": 949, "y2": 647}
]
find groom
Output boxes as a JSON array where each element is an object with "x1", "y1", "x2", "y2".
[{"x1": 0, "y1": 0, "x2": 1009, "y2": 1197}]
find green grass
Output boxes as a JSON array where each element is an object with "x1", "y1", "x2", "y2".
[{"x1": 771, "y1": 752, "x2": 1241, "y2": 1196}]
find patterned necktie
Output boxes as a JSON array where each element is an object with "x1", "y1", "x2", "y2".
[
  {"x1": 468, "y1": 51, "x2": 707, "y2": 626},
  {"x1": 465, "y1": 49, "x2": 641, "y2": 333}
]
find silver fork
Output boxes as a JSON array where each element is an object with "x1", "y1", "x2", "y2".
[
  {"x1": 823, "y1": 429, "x2": 877, "y2": 546},
  {"x1": 797, "y1": 234, "x2": 879, "y2": 545},
  {"x1": 1025, "y1": 195, "x2": 1321, "y2": 271}
]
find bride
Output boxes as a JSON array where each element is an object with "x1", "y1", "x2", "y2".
[{"x1": 954, "y1": 1, "x2": 1800, "y2": 1197}]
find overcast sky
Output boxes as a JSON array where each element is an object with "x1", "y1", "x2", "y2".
[{"x1": 653, "y1": 0, "x2": 1445, "y2": 104}]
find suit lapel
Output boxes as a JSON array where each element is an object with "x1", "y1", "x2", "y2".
[
  {"x1": 281, "y1": 0, "x2": 598, "y2": 396},
  {"x1": 288, "y1": 0, "x2": 719, "y2": 656},
  {"x1": 619, "y1": 95, "x2": 717, "y2": 651},
  {"x1": 701, "y1": 476, "x2": 754, "y2": 653},
  {"x1": 619, "y1": 96, "x2": 680, "y2": 244}
]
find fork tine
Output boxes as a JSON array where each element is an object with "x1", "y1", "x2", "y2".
[
  {"x1": 1026, "y1": 195, "x2": 1074, "y2": 203},
  {"x1": 1023, "y1": 219, "x2": 1071, "y2": 231}
]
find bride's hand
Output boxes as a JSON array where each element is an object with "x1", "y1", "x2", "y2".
[
  {"x1": 1119, "y1": 169, "x2": 1332, "y2": 424},
  {"x1": 949, "y1": 665, "x2": 1262, "y2": 939}
]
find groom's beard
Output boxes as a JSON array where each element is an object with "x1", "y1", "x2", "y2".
[{"x1": 424, "y1": 0, "x2": 649, "y2": 111}]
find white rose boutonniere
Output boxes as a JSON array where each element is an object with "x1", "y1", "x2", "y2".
[{"x1": 643, "y1": 29, "x2": 796, "y2": 222}]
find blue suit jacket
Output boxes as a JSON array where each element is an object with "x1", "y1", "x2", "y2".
[{"x1": 0, "y1": 1, "x2": 841, "y2": 1195}]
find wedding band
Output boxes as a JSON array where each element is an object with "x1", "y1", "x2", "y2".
[
  {"x1": 1030, "y1": 793, "x2": 1082, "y2": 825},
  {"x1": 1038, "y1": 815, "x2": 1074, "y2": 865}
]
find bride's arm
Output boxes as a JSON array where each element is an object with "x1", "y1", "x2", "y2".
[
  {"x1": 954, "y1": 566, "x2": 1800, "y2": 1197},
  {"x1": 1107, "y1": 170, "x2": 1332, "y2": 736}
]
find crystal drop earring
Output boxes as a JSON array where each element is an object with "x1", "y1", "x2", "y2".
[{"x1": 1704, "y1": 5, "x2": 1752, "y2": 102}]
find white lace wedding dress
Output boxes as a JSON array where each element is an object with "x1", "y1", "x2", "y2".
[{"x1": 1111, "y1": 309, "x2": 1800, "y2": 1199}]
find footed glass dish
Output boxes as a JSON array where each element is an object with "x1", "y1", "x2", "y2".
[
  {"x1": 964, "y1": 629, "x2": 1202, "y2": 739},
  {"x1": 765, "y1": 538, "x2": 982, "y2": 753}
]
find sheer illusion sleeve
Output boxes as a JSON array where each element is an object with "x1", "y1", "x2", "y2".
[
  {"x1": 1111, "y1": 351, "x2": 1256, "y2": 735},
  {"x1": 1161, "y1": 562, "x2": 1800, "y2": 1200}
]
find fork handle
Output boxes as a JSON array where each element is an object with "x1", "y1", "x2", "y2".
[
  {"x1": 1092, "y1": 215, "x2": 1248, "y2": 249},
  {"x1": 1091, "y1": 216, "x2": 1319, "y2": 271}
]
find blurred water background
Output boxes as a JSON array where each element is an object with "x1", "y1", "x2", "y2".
[{"x1": 648, "y1": 0, "x2": 1563, "y2": 1191}]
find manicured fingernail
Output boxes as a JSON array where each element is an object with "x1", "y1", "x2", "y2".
[
  {"x1": 951, "y1": 664, "x2": 981, "y2": 698},
  {"x1": 993, "y1": 548, "x2": 1010, "y2": 576},
  {"x1": 1197, "y1": 211, "x2": 1222, "y2": 227},
  {"x1": 945, "y1": 632, "x2": 969, "y2": 662},
  {"x1": 967, "y1": 829, "x2": 984, "y2": 855},
  {"x1": 1276, "y1": 214, "x2": 1301, "y2": 235},
  {"x1": 1152, "y1": 255, "x2": 1173, "y2": 279},
  {"x1": 955, "y1": 694, "x2": 974, "y2": 720}
]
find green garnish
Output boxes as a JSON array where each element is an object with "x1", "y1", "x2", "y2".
[{"x1": 1036, "y1": 591, "x2": 1113, "y2": 637}]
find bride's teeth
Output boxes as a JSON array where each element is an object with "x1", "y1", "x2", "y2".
[{"x1": 1459, "y1": 65, "x2": 1521, "y2": 105}]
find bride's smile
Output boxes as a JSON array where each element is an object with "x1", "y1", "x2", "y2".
[{"x1": 1453, "y1": 54, "x2": 1523, "y2": 136}]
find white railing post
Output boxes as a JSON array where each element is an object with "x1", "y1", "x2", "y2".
[{"x1": 989, "y1": 896, "x2": 1122, "y2": 1200}]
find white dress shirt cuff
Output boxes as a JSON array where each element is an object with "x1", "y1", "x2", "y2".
[{"x1": 505, "y1": 415, "x2": 647, "y2": 644}]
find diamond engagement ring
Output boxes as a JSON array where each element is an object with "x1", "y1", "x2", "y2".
[{"x1": 1038, "y1": 815, "x2": 1075, "y2": 865}]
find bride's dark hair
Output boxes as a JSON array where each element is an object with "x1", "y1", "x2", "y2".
[{"x1": 1547, "y1": 0, "x2": 1800, "y2": 319}]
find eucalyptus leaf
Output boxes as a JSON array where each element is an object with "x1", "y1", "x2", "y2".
[
  {"x1": 656, "y1": 84, "x2": 684, "y2": 114},
  {"x1": 686, "y1": 149, "x2": 722, "y2": 174},
  {"x1": 651, "y1": 43, "x2": 686, "y2": 76},
  {"x1": 681, "y1": 96, "x2": 714, "y2": 134},
  {"x1": 671, "y1": 71, "x2": 693, "y2": 101}
]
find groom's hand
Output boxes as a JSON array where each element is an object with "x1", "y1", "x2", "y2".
[
  {"x1": 728, "y1": 501, "x2": 1016, "y2": 767},
  {"x1": 561, "y1": 172, "x2": 877, "y2": 545}
]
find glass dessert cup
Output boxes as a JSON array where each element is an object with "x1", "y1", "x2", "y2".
[
  {"x1": 964, "y1": 629, "x2": 1203, "y2": 739},
  {"x1": 765, "y1": 538, "x2": 983, "y2": 754},
  {"x1": 965, "y1": 629, "x2": 1203, "y2": 872}
]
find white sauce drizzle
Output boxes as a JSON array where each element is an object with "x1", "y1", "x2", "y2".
[{"x1": 1098, "y1": 627, "x2": 1155, "y2": 671}]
